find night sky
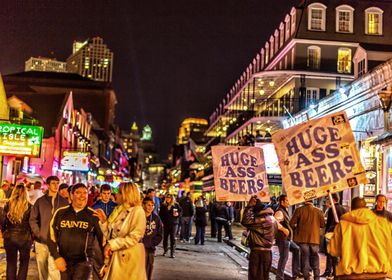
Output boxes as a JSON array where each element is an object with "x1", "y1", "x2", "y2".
[{"x1": 0, "y1": 0, "x2": 295, "y2": 158}]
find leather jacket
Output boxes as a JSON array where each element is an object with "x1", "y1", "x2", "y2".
[
  {"x1": 241, "y1": 206, "x2": 277, "y2": 250},
  {"x1": 2, "y1": 203, "x2": 32, "y2": 242}
]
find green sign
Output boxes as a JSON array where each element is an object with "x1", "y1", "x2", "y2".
[{"x1": 0, "y1": 123, "x2": 44, "y2": 157}]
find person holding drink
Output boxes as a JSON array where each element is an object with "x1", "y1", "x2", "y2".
[{"x1": 159, "y1": 194, "x2": 182, "y2": 258}]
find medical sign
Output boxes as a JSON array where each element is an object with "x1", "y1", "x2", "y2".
[
  {"x1": 61, "y1": 151, "x2": 90, "y2": 171},
  {"x1": 272, "y1": 112, "x2": 368, "y2": 205},
  {"x1": 212, "y1": 145, "x2": 270, "y2": 202},
  {"x1": 0, "y1": 123, "x2": 43, "y2": 157}
]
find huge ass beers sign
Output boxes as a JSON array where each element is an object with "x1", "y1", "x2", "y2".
[
  {"x1": 272, "y1": 112, "x2": 367, "y2": 204},
  {"x1": 212, "y1": 146, "x2": 269, "y2": 202}
]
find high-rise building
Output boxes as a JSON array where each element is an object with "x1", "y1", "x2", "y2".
[
  {"x1": 25, "y1": 57, "x2": 67, "y2": 73},
  {"x1": 66, "y1": 37, "x2": 113, "y2": 82},
  {"x1": 177, "y1": 118, "x2": 208, "y2": 145}
]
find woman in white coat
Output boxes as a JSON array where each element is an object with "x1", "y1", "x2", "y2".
[{"x1": 95, "y1": 182, "x2": 147, "y2": 280}]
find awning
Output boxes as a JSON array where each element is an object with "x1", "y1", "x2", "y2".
[{"x1": 370, "y1": 131, "x2": 392, "y2": 145}]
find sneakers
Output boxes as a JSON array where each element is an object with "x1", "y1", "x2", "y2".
[
  {"x1": 170, "y1": 252, "x2": 175, "y2": 258},
  {"x1": 162, "y1": 250, "x2": 168, "y2": 256}
]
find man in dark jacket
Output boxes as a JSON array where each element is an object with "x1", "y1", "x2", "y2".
[
  {"x1": 142, "y1": 197, "x2": 163, "y2": 280},
  {"x1": 179, "y1": 192, "x2": 194, "y2": 242},
  {"x1": 215, "y1": 202, "x2": 233, "y2": 242},
  {"x1": 29, "y1": 176, "x2": 69, "y2": 280},
  {"x1": 373, "y1": 194, "x2": 392, "y2": 222},
  {"x1": 290, "y1": 200, "x2": 325, "y2": 280},
  {"x1": 322, "y1": 193, "x2": 346, "y2": 278},
  {"x1": 92, "y1": 184, "x2": 117, "y2": 218},
  {"x1": 241, "y1": 196, "x2": 288, "y2": 280},
  {"x1": 274, "y1": 194, "x2": 300, "y2": 280},
  {"x1": 48, "y1": 183, "x2": 103, "y2": 280}
]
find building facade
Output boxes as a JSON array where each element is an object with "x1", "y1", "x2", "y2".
[
  {"x1": 205, "y1": 0, "x2": 392, "y2": 197},
  {"x1": 25, "y1": 57, "x2": 67, "y2": 73},
  {"x1": 66, "y1": 37, "x2": 113, "y2": 82},
  {"x1": 1, "y1": 71, "x2": 126, "y2": 186}
]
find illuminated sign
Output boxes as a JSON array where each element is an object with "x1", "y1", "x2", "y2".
[
  {"x1": 0, "y1": 123, "x2": 43, "y2": 157},
  {"x1": 254, "y1": 143, "x2": 281, "y2": 174},
  {"x1": 61, "y1": 151, "x2": 90, "y2": 171}
]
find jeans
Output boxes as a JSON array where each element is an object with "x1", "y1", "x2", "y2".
[
  {"x1": 163, "y1": 224, "x2": 177, "y2": 254},
  {"x1": 248, "y1": 250, "x2": 272, "y2": 280},
  {"x1": 195, "y1": 226, "x2": 206, "y2": 245},
  {"x1": 276, "y1": 239, "x2": 300, "y2": 279},
  {"x1": 145, "y1": 250, "x2": 155, "y2": 280},
  {"x1": 210, "y1": 218, "x2": 217, "y2": 238},
  {"x1": 216, "y1": 220, "x2": 232, "y2": 242},
  {"x1": 299, "y1": 243, "x2": 320, "y2": 280},
  {"x1": 180, "y1": 216, "x2": 193, "y2": 241},
  {"x1": 35, "y1": 242, "x2": 61, "y2": 280},
  {"x1": 4, "y1": 237, "x2": 32, "y2": 280},
  {"x1": 60, "y1": 260, "x2": 92, "y2": 280}
]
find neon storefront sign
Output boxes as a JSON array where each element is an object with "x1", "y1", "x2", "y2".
[{"x1": 0, "y1": 123, "x2": 43, "y2": 157}]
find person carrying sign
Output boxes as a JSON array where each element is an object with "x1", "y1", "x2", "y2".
[
  {"x1": 289, "y1": 200, "x2": 325, "y2": 280},
  {"x1": 274, "y1": 194, "x2": 300, "y2": 280},
  {"x1": 241, "y1": 196, "x2": 288, "y2": 280},
  {"x1": 322, "y1": 193, "x2": 346, "y2": 278}
]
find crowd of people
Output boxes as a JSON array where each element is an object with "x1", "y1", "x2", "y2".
[
  {"x1": 1, "y1": 176, "x2": 392, "y2": 280},
  {"x1": 241, "y1": 193, "x2": 392, "y2": 280},
  {"x1": 0, "y1": 177, "x2": 240, "y2": 280}
]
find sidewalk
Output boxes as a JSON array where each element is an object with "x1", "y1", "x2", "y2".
[{"x1": 226, "y1": 223, "x2": 327, "y2": 279}]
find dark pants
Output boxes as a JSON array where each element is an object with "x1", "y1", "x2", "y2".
[
  {"x1": 210, "y1": 218, "x2": 217, "y2": 238},
  {"x1": 60, "y1": 261, "x2": 92, "y2": 280},
  {"x1": 276, "y1": 239, "x2": 300, "y2": 279},
  {"x1": 325, "y1": 251, "x2": 338, "y2": 276},
  {"x1": 180, "y1": 216, "x2": 193, "y2": 241},
  {"x1": 145, "y1": 250, "x2": 155, "y2": 280},
  {"x1": 248, "y1": 250, "x2": 272, "y2": 280},
  {"x1": 195, "y1": 226, "x2": 206, "y2": 245},
  {"x1": 92, "y1": 237, "x2": 103, "y2": 280},
  {"x1": 299, "y1": 243, "x2": 320, "y2": 280},
  {"x1": 163, "y1": 223, "x2": 177, "y2": 253},
  {"x1": 4, "y1": 237, "x2": 32, "y2": 280},
  {"x1": 217, "y1": 220, "x2": 232, "y2": 242}
]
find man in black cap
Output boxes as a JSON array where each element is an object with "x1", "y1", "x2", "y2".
[{"x1": 48, "y1": 183, "x2": 103, "y2": 279}]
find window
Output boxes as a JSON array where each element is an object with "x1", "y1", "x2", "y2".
[
  {"x1": 279, "y1": 23, "x2": 285, "y2": 47},
  {"x1": 336, "y1": 5, "x2": 354, "y2": 33},
  {"x1": 337, "y1": 48, "x2": 352, "y2": 73},
  {"x1": 285, "y1": 15, "x2": 291, "y2": 41},
  {"x1": 291, "y1": 8, "x2": 296, "y2": 36},
  {"x1": 308, "y1": 3, "x2": 327, "y2": 31},
  {"x1": 306, "y1": 88, "x2": 319, "y2": 107},
  {"x1": 270, "y1": 36, "x2": 274, "y2": 59},
  {"x1": 274, "y1": 30, "x2": 279, "y2": 53},
  {"x1": 365, "y1": 7, "x2": 383, "y2": 35},
  {"x1": 358, "y1": 59, "x2": 366, "y2": 77},
  {"x1": 265, "y1": 43, "x2": 270, "y2": 65},
  {"x1": 307, "y1": 46, "x2": 321, "y2": 70}
]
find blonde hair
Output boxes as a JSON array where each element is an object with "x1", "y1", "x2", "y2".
[
  {"x1": 7, "y1": 183, "x2": 29, "y2": 224},
  {"x1": 118, "y1": 182, "x2": 142, "y2": 207},
  {"x1": 164, "y1": 194, "x2": 176, "y2": 209}
]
